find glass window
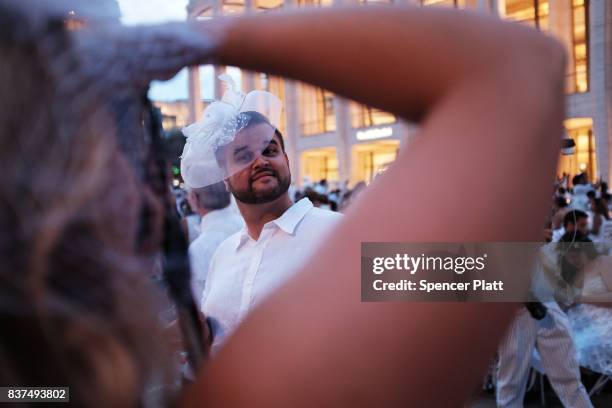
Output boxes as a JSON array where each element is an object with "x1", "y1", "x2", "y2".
[
  {"x1": 504, "y1": 1, "x2": 590, "y2": 94},
  {"x1": 256, "y1": 0, "x2": 284, "y2": 11},
  {"x1": 193, "y1": 6, "x2": 213, "y2": 20},
  {"x1": 254, "y1": 73, "x2": 287, "y2": 133},
  {"x1": 421, "y1": 0, "x2": 456, "y2": 6},
  {"x1": 360, "y1": 0, "x2": 393, "y2": 4},
  {"x1": 301, "y1": 148, "x2": 339, "y2": 182},
  {"x1": 298, "y1": 0, "x2": 333, "y2": 7},
  {"x1": 349, "y1": 102, "x2": 396, "y2": 128},
  {"x1": 421, "y1": 0, "x2": 477, "y2": 9},
  {"x1": 570, "y1": 0, "x2": 589, "y2": 93},
  {"x1": 156, "y1": 101, "x2": 190, "y2": 130},
  {"x1": 352, "y1": 141, "x2": 400, "y2": 183},
  {"x1": 223, "y1": 0, "x2": 245, "y2": 15},
  {"x1": 504, "y1": 0, "x2": 549, "y2": 31},
  {"x1": 299, "y1": 84, "x2": 336, "y2": 135}
]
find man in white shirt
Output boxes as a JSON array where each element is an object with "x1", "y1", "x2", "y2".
[
  {"x1": 551, "y1": 209, "x2": 589, "y2": 243},
  {"x1": 201, "y1": 112, "x2": 342, "y2": 351},
  {"x1": 187, "y1": 182, "x2": 243, "y2": 307},
  {"x1": 571, "y1": 173, "x2": 594, "y2": 212}
]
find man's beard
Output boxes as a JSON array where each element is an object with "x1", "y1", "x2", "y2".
[{"x1": 229, "y1": 169, "x2": 291, "y2": 204}]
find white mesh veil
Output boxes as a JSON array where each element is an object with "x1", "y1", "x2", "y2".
[{"x1": 180, "y1": 74, "x2": 283, "y2": 188}]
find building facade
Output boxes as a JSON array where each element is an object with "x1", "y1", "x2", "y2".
[{"x1": 175, "y1": 0, "x2": 612, "y2": 187}]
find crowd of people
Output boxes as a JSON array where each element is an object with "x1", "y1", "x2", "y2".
[
  {"x1": 172, "y1": 161, "x2": 612, "y2": 407},
  {"x1": 491, "y1": 175, "x2": 612, "y2": 407},
  {"x1": 548, "y1": 174, "x2": 612, "y2": 243}
]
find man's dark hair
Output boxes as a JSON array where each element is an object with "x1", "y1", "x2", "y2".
[
  {"x1": 572, "y1": 173, "x2": 586, "y2": 187},
  {"x1": 559, "y1": 231, "x2": 591, "y2": 243},
  {"x1": 563, "y1": 209, "x2": 588, "y2": 228},
  {"x1": 239, "y1": 111, "x2": 285, "y2": 151},
  {"x1": 214, "y1": 111, "x2": 285, "y2": 169},
  {"x1": 587, "y1": 190, "x2": 596, "y2": 199},
  {"x1": 555, "y1": 196, "x2": 568, "y2": 209}
]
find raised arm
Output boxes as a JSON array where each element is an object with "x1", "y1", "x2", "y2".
[{"x1": 182, "y1": 6, "x2": 566, "y2": 407}]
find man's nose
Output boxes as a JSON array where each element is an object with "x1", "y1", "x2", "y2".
[{"x1": 251, "y1": 154, "x2": 270, "y2": 169}]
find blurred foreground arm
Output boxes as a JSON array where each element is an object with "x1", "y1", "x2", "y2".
[{"x1": 182, "y1": 6, "x2": 566, "y2": 407}]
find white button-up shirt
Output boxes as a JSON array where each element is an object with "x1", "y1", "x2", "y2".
[
  {"x1": 202, "y1": 198, "x2": 342, "y2": 351},
  {"x1": 189, "y1": 206, "x2": 244, "y2": 307}
]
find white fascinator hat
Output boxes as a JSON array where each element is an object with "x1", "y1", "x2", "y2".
[{"x1": 180, "y1": 74, "x2": 282, "y2": 188}]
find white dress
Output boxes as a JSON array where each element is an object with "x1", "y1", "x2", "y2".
[{"x1": 567, "y1": 257, "x2": 612, "y2": 375}]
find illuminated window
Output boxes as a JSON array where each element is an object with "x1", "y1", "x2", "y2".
[
  {"x1": 352, "y1": 141, "x2": 400, "y2": 183},
  {"x1": 194, "y1": 7, "x2": 214, "y2": 20},
  {"x1": 298, "y1": 0, "x2": 333, "y2": 7},
  {"x1": 350, "y1": 103, "x2": 396, "y2": 128},
  {"x1": 558, "y1": 118, "x2": 596, "y2": 181},
  {"x1": 222, "y1": 0, "x2": 245, "y2": 15},
  {"x1": 420, "y1": 0, "x2": 477, "y2": 9},
  {"x1": 156, "y1": 101, "x2": 190, "y2": 130},
  {"x1": 421, "y1": 0, "x2": 457, "y2": 7},
  {"x1": 255, "y1": 73, "x2": 287, "y2": 133},
  {"x1": 359, "y1": 0, "x2": 393, "y2": 4},
  {"x1": 299, "y1": 84, "x2": 336, "y2": 135},
  {"x1": 301, "y1": 148, "x2": 339, "y2": 182},
  {"x1": 504, "y1": 1, "x2": 589, "y2": 94},
  {"x1": 504, "y1": 0, "x2": 549, "y2": 31},
  {"x1": 570, "y1": 0, "x2": 589, "y2": 93},
  {"x1": 256, "y1": 0, "x2": 284, "y2": 11}
]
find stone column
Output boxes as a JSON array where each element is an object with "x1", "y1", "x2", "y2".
[
  {"x1": 212, "y1": 0, "x2": 225, "y2": 99},
  {"x1": 548, "y1": 0, "x2": 575, "y2": 93},
  {"x1": 492, "y1": 0, "x2": 505, "y2": 17},
  {"x1": 331, "y1": 0, "x2": 359, "y2": 185},
  {"x1": 333, "y1": 96, "x2": 352, "y2": 185},
  {"x1": 242, "y1": 0, "x2": 256, "y2": 92},
  {"x1": 476, "y1": 0, "x2": 496, "y2": 14},
  {"x1": 600, "y1": 0, "x2": 612, "y2": 181},
  {"x1": 188, "y1": 66, "x2": 202, "y2": 122},
  {"x1": 281, "y1": 0, "x2": 302, "y2": 185}
]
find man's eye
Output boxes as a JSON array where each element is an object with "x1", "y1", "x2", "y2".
[
  {"x1": 235, "y1": 151, "x2": 254, "y2": 163},
  {"x1": 263, "y1": 148, "x2": 278, "y2": 156}
]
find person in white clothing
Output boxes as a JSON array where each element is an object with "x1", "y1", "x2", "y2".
[
  {"x1": 203, "y1": 195, "x2": 341, "y2": 351},
  {"x1": 497, "y1": 234, "x2": 594, "y2": 408},
  {"x1": 202, "y1": 115, "x2": 342, "y2": 351},
  {"x1": 187, "y1": 182, "x2": 243, "y2": 307},
  {"x1": 179, "y1": 80, "x2": 342, "y2": 351},
  {"x1": 552, "y1": 209, "x2": 589, "y2": 243}
]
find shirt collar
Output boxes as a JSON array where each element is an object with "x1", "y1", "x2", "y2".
[
  {"x1": 272, "y1": 198, "x2": 313, "y2": 235},
  {"x1": 235, "y1": 198, "x2": 314, "y2": 250}
]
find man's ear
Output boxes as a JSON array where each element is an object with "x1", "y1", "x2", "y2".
[{"x1": 187, "y1": 190, "x2": 198, "y2": 210}]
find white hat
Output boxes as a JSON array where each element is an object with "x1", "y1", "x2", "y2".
[{"x1": 180, "y1": 75, "x2": 282, "y2": 188}]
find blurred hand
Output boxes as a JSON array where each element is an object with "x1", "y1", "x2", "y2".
[{"x1": 72, "y1": 22, "x2": 220, "y2": 95}]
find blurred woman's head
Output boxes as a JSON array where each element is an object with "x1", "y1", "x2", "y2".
[{"x1": 0, "y1": 3, "x2": 173, "y2": 406}]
